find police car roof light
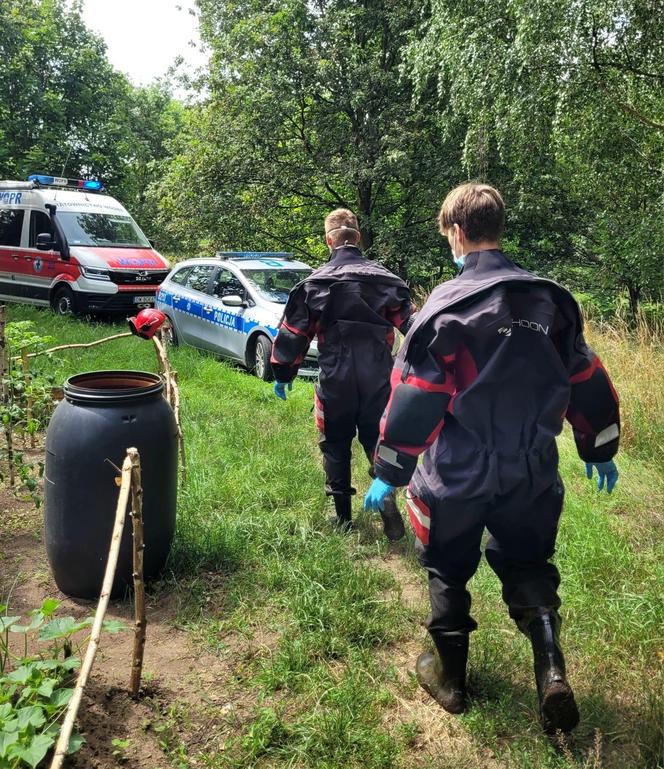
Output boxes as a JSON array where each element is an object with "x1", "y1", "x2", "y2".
[
  {"x1": 27, "y1": 174, "x2": 105, "y2": 193},
  {"x1": 216, "y1": 251, "x2": 294, "y2": 261}
]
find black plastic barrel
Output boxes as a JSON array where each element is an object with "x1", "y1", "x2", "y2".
[{"x1": 44, "y1": 371, "x2": 178, "y2": 599}]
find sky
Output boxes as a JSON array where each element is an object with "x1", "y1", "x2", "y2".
[{"x1": 80, "y1": 0, "x2": 208, "y2": 88}]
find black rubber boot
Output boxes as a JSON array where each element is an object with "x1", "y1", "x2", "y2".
[
  {"x1": 416, "y1": 632, "x2": 468, "y2": 714},
  {"x1": 380, "y1": 494, "x2": 405, "y2": 541},
  {"x1": 529, "y1": 613, "x2": 579, "y2": 734},
  {"x1": 329, "y1": 495, "x2": 353, "y2": 532}
]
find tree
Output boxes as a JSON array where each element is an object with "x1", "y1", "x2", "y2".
[
  {"x1": 154, "y1": 0, "x2": 462, "y2": 279},
  {"x1": 0, "y1": 0, "x2": 128, "y2": 180},
  {"x1": 407, "y1": 0, "x2": 664, "y2": 310}
]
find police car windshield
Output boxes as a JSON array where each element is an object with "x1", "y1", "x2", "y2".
[
  {"x1": 241, "y1": 268, "x2": 311, "y2": 304},
  {"x1": 58, "y1": 212, "x2": 151, "y2": 248}
]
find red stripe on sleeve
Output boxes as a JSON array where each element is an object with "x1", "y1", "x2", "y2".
[
  {"x1": 403, "y1": 374, "x2": 455, "y2": 395},
  {"x1": 569, "y1": 355, "x2": 601, "y2": 384},
  {"x1": 281, "y1": 320, "x2": 310, "y2": 338}
]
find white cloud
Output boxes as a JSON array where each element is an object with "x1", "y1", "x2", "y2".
[{"x1": 80, "y1": 0, "x2": 208, "y2": 87}]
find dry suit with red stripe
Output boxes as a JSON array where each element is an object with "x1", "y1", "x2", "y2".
[
  {"x1": 373, "y1": 249, "x2": 620, "y2": 634},
  {"x1": 271, "y1": 245, "x2": 414, "y2": 503}
]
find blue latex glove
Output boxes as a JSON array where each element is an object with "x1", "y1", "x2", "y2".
[
  {"x1": 364, "y1": 478, "x2": 395, "y2": 512},
  {"x1": 585, "y1": 460, "x2": 619, "y2": 494},
  {"x1": 273, "y1": 381, "x2": 293, "y2": 400}
]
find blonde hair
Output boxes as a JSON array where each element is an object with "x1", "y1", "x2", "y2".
[
  {"x1": 438, "y1": 183, "x2": 505, "y2": 242},
  {"x1": 325, "y1": 208, "x2": 361, "y2": 247}
]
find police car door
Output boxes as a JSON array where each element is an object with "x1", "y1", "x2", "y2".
[
  {"x1": 207, "y1": 267, "x2": 248, "y2": 359},
  {"x1": 177, "y1": 264, "x2": 217, "y2": 350}
]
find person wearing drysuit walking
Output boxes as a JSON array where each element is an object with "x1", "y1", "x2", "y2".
[
  {"x1": 365, "y1": 183, "x2": 620, "y2": 734},
  {"x1": 270, "y1": 208, "x2": 416, "y2": 539}
]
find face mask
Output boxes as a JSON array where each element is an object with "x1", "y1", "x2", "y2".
[{"x1": 451, "y1": 229, "x2": 465, "y2": 270}]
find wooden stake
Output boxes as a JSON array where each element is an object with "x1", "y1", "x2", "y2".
[
  {"x1": 21, "y1": 347, "x2": 35, "y2": 449},
  {"x1": 151, "y1": 333, "x2": 186, "y2": 482},
  {"x1": 49, "y1": 448, "x2": 136, "y2": 769},
  {"x1": 0, "y1": 305, "x2": 14, "y2": 487},
  {"x1": 172, "y1": 370, "x2": 186, "y2": 483},
  {"x1": 128, "y1": 449, "x2": 146, "y2": 698},
  {"x1": 152, "y1": 332, "x2": 171, "y2": 404}
]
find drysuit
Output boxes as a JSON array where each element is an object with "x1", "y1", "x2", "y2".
[
  {"x1": 373, "y1": 249, "x2": 620, "y2": 633},
  {"x1": 271, "y1": 245, "x2": 415, "y2": 517}
]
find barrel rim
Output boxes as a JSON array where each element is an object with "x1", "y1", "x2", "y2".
[{"x1": 64, "y1": 370, "x2": 164, "y2": 404}]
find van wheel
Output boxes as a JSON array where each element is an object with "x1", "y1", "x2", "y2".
[
  {"x1": 52, "y1": 286, "x2": 76, "y2": 316},
  {"x1": 253, "y1": 335, "x2": 274, "y2": 382}
]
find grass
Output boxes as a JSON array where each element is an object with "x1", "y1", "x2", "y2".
[{"x1": 4, "y1": 304, "x2": 664, "y2": 769}]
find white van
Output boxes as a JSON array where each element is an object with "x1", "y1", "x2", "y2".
[{"x1": 0, "y1": 175, "x2": 170, "y2": 315}]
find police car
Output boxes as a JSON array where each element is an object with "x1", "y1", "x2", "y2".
[
  {"x1": 156, "y1": 253, "x2": 318, "y2": 380},
  {"x1": 0, "y1": 175, "x2": 169, "y2": 315}
]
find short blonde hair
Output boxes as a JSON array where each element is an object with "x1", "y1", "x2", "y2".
[
  {"x1": 438, "y1": 183, "x2": 504, "y2": 242},
  {"x1": 325, "y1": 208, "x2": 361, "y2": 247}
]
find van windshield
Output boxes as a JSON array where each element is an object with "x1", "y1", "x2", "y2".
[
  {"x1": 58, "y1": 212, "x2": 151, "y2": 248},
  {"x1": 241, "y1": 268, "x2": 311, "y2": 304}
]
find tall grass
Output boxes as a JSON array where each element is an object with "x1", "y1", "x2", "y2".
[{"x1": 585, "y1": 317, "x2": 664, "y2": 469}]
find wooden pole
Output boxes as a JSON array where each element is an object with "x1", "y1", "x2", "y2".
[
  {"x1": 21, "y1": 347, "x2": 35, "y2": 449},
  {"x1": 128, "y1": 449, "x2": 146, "y2": 698},
  {"x1": 0, "y1": 305, "x2": 14, "y2": 487},
  {"x1": 17, "y1": 331, "x2": 132, "y2": 361},
  {"x1": 49, "y1": 448, "x2": 135, "y2": 769},
  {"x1": 172, "y1": 370, "x2": 186, "y2": 483},
  {"x1": 152, "y1": 332, "x2": 171, "y2": 404},
  {"x1": 151, "y1": 332, "x2": 186, "y2": 481}
]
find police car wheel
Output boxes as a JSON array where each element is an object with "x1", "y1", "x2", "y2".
[
  {"x1": 52, "y1": 286, "x2": 76, "y2": 316},
  {"x1": 163, "y1": 317, "x2": 178, "y2": 346},
  {"x1": 253, "y1": 335, "x2": 274, "y2": 382}
]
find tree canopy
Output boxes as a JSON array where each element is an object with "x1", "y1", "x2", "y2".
[
  {"x1": 0, "y1": 0, "x2": 661, "y2": 312},
  {"x1": 0, "y1": 0, "x2": 183, "y2": 248}
]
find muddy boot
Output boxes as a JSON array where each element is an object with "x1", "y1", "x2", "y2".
[
  {"x1": 529, "y1": 613, "x2": 579, "y2": 734},
  {"x1": 329, "y1": 495, "x2": 353, "y2": 532},
  {"x1": 416, "y1": 632, "x2": 468, "y2": 714},
  {"x1": 380, "y1": 494, "x2": 405, "y2": 541}
]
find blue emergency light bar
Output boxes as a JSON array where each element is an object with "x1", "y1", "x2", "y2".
[
  {"x1": 217, "y1": 251, "x2": 293, "y2": 261},
  {"x1": 28, "y1": 175, "x2": 104, "y2": 192}
]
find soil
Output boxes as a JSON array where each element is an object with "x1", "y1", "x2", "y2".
[{"x1": 0, "y1": 478, "x2": 265, "y2": 769}]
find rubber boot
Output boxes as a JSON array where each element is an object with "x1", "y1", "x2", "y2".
[
  {"x1": 329, "y1": 495, "x2": 353, "y2": 532},
  {"x1": 529, "y1": 613, "x2": 579, "y2": 734},
  {"x1": 380, "y1": 494, "x2": 405, "y2": 541},
  {"x1": 416, "y1": 632, "x2": 468, "y2": 714}
]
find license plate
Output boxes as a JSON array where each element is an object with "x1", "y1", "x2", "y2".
[{"x1": 133, "y1": 296, "x2": 153, "y2": 304}]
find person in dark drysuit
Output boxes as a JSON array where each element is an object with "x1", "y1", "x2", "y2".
[
  {"x1": 364, "y1": 183, "x2": 620, "y2": 734},
  {"x1": 270, "y1": 208, "x2": 416, "y2": 539}
]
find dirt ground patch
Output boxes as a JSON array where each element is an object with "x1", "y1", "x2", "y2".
[{"x1": 0, "y1": 492, "x2": 271, "y2": 769}]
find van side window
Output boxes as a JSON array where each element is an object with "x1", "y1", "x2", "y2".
[
  {"x1": 170, "y1": 267, "x2": 192, "y2": 286},
  {"x1": 0, "y1": 210, "x2": 25, "y2": 247},
  {"x1": 29, "y1": 211, "x2": 53, "y2": 247}
]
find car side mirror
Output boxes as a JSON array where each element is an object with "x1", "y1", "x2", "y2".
[
  {"x1": 221, "y1": 294, "x2": 246, "y2": 308},
  {"x1": 36, "y1": 232, "x2": 58, "y2": 251}
]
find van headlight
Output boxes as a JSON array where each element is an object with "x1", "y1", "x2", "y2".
[{"x1": 81, "y1": 266, "x2": 111, "y2": 281}]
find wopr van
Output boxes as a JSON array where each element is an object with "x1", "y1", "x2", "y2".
[{"x1": 0, "y1": 175, "x2": 170, "y2": 315}]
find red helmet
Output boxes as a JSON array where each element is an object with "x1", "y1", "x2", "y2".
[{"x1": 128, "y1": 308, "x2": 167, "y2": 340}]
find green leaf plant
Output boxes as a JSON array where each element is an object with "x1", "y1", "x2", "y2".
[{"x1": 0, "y1": 599, "x2": 125, "y2": 768}]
